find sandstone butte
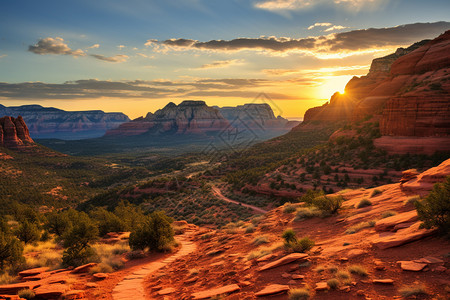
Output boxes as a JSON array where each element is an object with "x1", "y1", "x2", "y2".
[
  {"x1": 0, "y1": 116, "x2": 34, "y2": 149},
  {"x1": 300, "y1": 30, "x2": 450, "y2": 155}
]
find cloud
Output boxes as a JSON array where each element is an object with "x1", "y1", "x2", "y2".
[
  {"x1": 254, "y1": 0, "x2": 386, "y2": 12},
  {"x1": 0, "y1": 78, "x2": 295, "y2": 101},
  {"x1": 0, "y1": 54, "x2": 6, "y2": 59},
  {"x1": 90, "y1": 54, "x2": 129, "y2": 63},
  {"x1": 199, "y1": 59, "x2": 242, "y2": 69},
  {"x1": 308, "y1": 23, "x2": 332, "y2": 30},
  {"x1": 88, "y1": 44, "x2": 100, "y2": 49},
  {"x1": 28, "y1": 37, "x2": 85, "y2": 56},
  {"x1": 118, "y1": 45, "x2": 126, "y2": 50},
  {"x1": 324, "y1": 25, "x2": 348, "y2": 32},
  {"x1": 145, "y1": 22, "x2": 450, "y2": 56}
]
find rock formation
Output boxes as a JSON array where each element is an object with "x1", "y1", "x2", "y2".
[
  {"x1": 300, "y1": 30, "x2": 450, "y2": 154},
  {"x1": 105, "y1": 101, "x2": 299, "y2": 140},
  {"x1": 0, "y1": 116, "x2": 34, "y2": 149},
  {"x1": 106, "y1": 100, "x2": 230, "y2": 137},
  {"x1": 0, "y1": 104, "x2": 130, "y2": 140}
]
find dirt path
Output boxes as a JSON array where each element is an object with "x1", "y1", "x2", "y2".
[
  {"x1": 211, "y1": 186, "x2": 268, "y2": 214},
  {"x1": 112, "y1": 233, "x2": 196, "y2": 300}
]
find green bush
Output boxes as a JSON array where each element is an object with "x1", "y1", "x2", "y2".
[
  {"x1": 0, "y1": 231, "x2": 24, "y2": 269},
  {"x1": 356, "y1": 198, "x2": 372, "y2": 209},
  {"x1": 18, "y1": 289, "x2": 35, "y2": 300},
  {"x1": 129, "y1": 211, "x2": 174, "y2": 252},
  {"x1": 415, "y1": 176, "x2": 450, "y2": 234},
  {"x1": 312, "y1": 195, "x2": 343, "y2": 214},
  {"x1": 295, "y1": 207, "x2": 322, "y2": 221},
  {"x1": 15, "y1": 221, "x2": 41, "y2": 244},
  {"x1": 283, "y1": 204, "x2": 297, "y2": 214},
  {"x1": 282, "y1": 229, "x2": 314, "y2": 253}
]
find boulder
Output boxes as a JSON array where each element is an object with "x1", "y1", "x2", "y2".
[
  {"x1": 375, "y1": 211, "x2": 418, "y2": 232},
  {"x1": 92, "y1": 273, "x2": 108, "y2": 280},
  {"x1": 372, "y1": 222, "x2": 435, "y2": 249},
  {"x1": 64, "y1": 290, "x2": 85, "y2": 300},
  {"x1": 71, "y1": 263, "x2": 96, "y2": 273},
  {"x1": 19, "y1": 267, "x2": 49, "y2": 278},
  {"x1": 259, "y1": 253, "x2": 309, "y2": 271},
  {"x1": 372, "y1": 279, "x2": 394, "y2": 284},
  {"x1": 33, "y1": 284, "x2": 68, "y2": 299},
  {"x1": 255, "y1": 284, "x2": 289, "y2": 297},
  {"x1": 315, "y1": 281, "x2": 329, "y2": 291},
  {"x1": 397, "y1": 261, "x2": 427, "y2": 271},
  {"x1": 192, "y1": 284, "x2": 241, "y2": 299},
  {"x1": 0, "y1": 282, "x2": 39, "y2": 294}
]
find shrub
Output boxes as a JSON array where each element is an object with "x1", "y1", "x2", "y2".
[
  {"x1": 370, "y1": 189, "x2": 383, "y2": 197},
  {"x1": 345, "y1": 220, "x2": 376, "y2": 234},
  {"x1": 381, "y1": 210, "x2": 397, "y2": 218},
  {"x1": 300, "y1": 189, "x2": 324, "y2": 205},
  {"x1": 336, "y1": 270, "x2": 350, "y2": 279},
  {"x1": 89, "y1": 207, "x2": 126, "y2": 236},
  {"x1": 356, "y1": 198, "x2": 372, "y2": 209},
  {"x1": 252, "y1": 236, "x2": 270, "y2": 245},
  {"x1": 312, "y1": 195, "x2": 343, "y2": 214},
  {"x1": 314, "y1": 265, "x2": 325, "y2": 273},
  {"x1": 282, "y1": 230, "x2": 314, "y2": 253},
  {"x1": 0, "y1": 231, "x2": 24, "y2": 269},
  {"x1": 15, "y1": 221, "x2": 40, "y2": 244},
  {"x1": 415, "y1": 176, "x2": 450, "y2": 233},
  {"x1": 89, "y1": 263, "x2": 114, "y2": 274},
  {"x1": 247, "y1": 249, "x2": 271, "y2": 260},
  {"x1": 245, "y1": 225, "x2": 255, "y2": 233},
  {"x1": 399, "y1": 284, "x2": 427, "y2": 298},
  {"x1": 288, "y1": 288, "x2": 310, "y2": 300},
  {"x1": 348, "y1": 265, "x2": 368, "y2": 277},
  {"x1": 18, "y1": 289, "x2": 35, "y2": 300},
  {"x1": 404, "y1": 195, "x2": 420, "y2": 206},
  {"x1": 327, "y1": 278, "x2": 340, "y2": 289},
  {"x1": 129, "y1": 211, "x2": 174, "y2": 252},
  {"x1": 284, "y1": 204, "x2": 297, "y2": 214},
  {"x1": 0, "y1": 272, "x2": 17, "y2": 285},
  {"x1": 294, "y1": 207, "x2": 322, "y2": 221}
]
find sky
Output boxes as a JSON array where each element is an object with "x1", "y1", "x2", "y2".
[{"x1": 0, "y1": 0, "x2": 449, "y2": 119}]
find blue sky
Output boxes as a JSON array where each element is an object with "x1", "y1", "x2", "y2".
[{"x1": 1, "y1": 0, "x2": 449, "y2": 118}]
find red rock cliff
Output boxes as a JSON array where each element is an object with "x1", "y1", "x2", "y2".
[{"x1": 0, "y1": 116, "x2": 34, "y2": 149}]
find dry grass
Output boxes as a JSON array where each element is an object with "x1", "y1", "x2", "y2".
[
  {"x1": 399, "y1": 284, "x2": 427, "y2": 298},
  {"x1": 356, "y1": 198, "x2": 372, "y2": 209},
  {"x1": 0, "y1": 272, "x2": 18, "y2": 285},
  {"x1": 336, "y1": 270, "x2": 351, "y2": 279},
  {"x1": 89, "y1": 263, "x2": 114, "y2": 274},
  {"x1": 24, "y1": 240, "x2": 62, "y2": 269},
  {"x1": 381, "y1": 210, "x2": 397, "y2": 218},
  {"x1": 345, "y1": 220, "x2": 376, "y2": 234},
  {"x1": 288, "y1": 288, "x2": 310, "y2": 300},
  {"x1": 284, "y1": 203, "x2": 298, "y2": 214},
  {"x1": 348, "y1": 265, "x2": 368, "y2": 277},
  {"x1": 246, "y1": 242, "x2": 283, "y2": 260},
  {"x1": 252, "y1": 236, "x2": 270, "y2": 245},
  {"x1": 327, "y1": 278, "x2": 340, "y2": 289},
  {"x1": 18, "y1": 289, "x2": 35, "y2": 300},
  {"x1": 295, "y1": 207, "x2": 322, "y2": 221}
]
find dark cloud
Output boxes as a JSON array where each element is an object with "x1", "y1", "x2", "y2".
[
  {"x1": 0, "y1": 78, "x2": 283, "y2": 100},
  {"x1": 149, "y1": 22, "x2": 450, "y2": 53},
  {"x1": 89, "y1": 54, "x2": 129, "y2": 63},
  {"x1": 28, "y1": 37, "x2": 85, "y2": 56}
]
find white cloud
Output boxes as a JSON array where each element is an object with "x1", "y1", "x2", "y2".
[
  {"x1": 28, "y1": 37, "x2": 85, "y2": 56},
  {"x1": 199, "y1": 59, "x2": 243, "y2": 69},
  {"x1": 88, "y1": 44, "x2": 100, "y2": 49},
  {"x1": 0, "y1": 54, "x2": 6, "y2": 59},
  {"x1": 255, "y1": 0, "x2": 386, "y2": 12},
  {"x1": 308, "y1": 22, "x2": 333, "y2": 30},
  {"x1": 324, "y1": 25, "x2": 348, "y2": 32},
  {"x1": 118, "y1": 45, "x2": 126, "y2": 50}
]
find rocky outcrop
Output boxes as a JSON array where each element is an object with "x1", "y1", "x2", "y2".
[
  {"x1": 0, "y1": 116, "x2": 34, "y2": 149},
  {"x1": 106, "y1": 101, "x2": 299, "y2": 140},
  {"x1": 0, "y1": 104, "x2": 130, "y2": 140},
  {"x1": 301, "y1": 30, "x2": 450, "y2": 154},
  {"x1": 106, "y1": 101, "x2": 230, "y2": 137}
]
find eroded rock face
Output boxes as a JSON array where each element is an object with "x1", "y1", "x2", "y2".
[
  {"x1": 0, "y1": 104, "x2": 130, "y2": 140},
  {"x1": 300, "y1": 30, "x2": 450, "y2": 153},
  {"x1": 0, "y1": 116, "x2": 34, "y2": 149}
]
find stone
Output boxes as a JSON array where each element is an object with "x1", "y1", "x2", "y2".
[
  {"x1": 375, "y1": 211, "x2": 418, "y2": 232},
  {"x1": 292, "y1": 274, "x2": 305, "y2": 280},
  {"x1": 374, "y1": 260, "x2": 385, "y2": 271},
  {"x1": 398, "y1": 261, "x2": 427, "y2": 271},
  {"x1": 281, "y1": 273, "x2": 291, "y2": 278},
  {"x1": 64, "y1": 290, "x2": 85, "y2": 300},
  {"x1": 315, "y1": 282, "x2": 328, "y2": 291},
  {"x1": 71, "y1": 263, "x2": 97, "y2": 273},
  {"x1": 33, "y1": 283, "x2": 68, "y2": 299},
  {"x1": 0, "y1": 282, "x2": 39, "y2": 294},
  {"x1": 259, "y1": 253, "x2": 309, "y2": 271},
  {"x1": 192, "y1": 284, "x2": 241, "y2": 299},
  {"x1": 0, "y1": 295, "x2": 21, "y2": 300},
  {"x1": 372, "y1": 222, "x2": 436, "y2": 249},
  {"x1": 414, "y1": 256, "x2": 444, "y2": 265},
  {"x1": 255, "y1": 284, "x2": 289, "y2": 297},
  {"x1": 256, "y1": 254, "x2": 276, "y2": 262},
  {"x1": 92, "y1": 273, "x2": 108, "y2": 280},
  {"x1": 340, "y1": 286, "x2": 351, "y2": 292},
  {"x1": 18, "y1": 267, "x2": 49, "y2": 278},
  {"x1": 433, "y1": 266, "x2": 447, "y2": 272},
  {"x1": 373, "y1": 279, "x2": 394, "y2": 284},
  {"x1": 85, "y1": 283, "x2": 98, "y2": 288},
  {"x1": 158, "y1": 288, "x2": 176, "y2": 295},
  {"x1": 348, "y1": 249, "x2": 366, "y2": 258}
]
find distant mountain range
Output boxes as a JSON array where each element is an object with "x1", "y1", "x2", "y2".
[
  {"x1": 106, "y1": 101, "x2": 299, "y2": 140},
  {"x1": 0, "y1": 104, "x2": 130, "y2": 140}
]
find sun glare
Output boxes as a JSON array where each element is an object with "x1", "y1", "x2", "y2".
[{"x1": 317, "y1": 75, "x2": 352, "y2": 99}]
